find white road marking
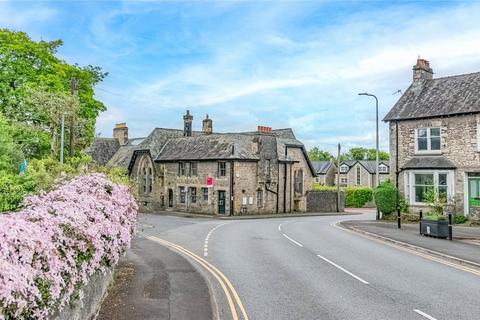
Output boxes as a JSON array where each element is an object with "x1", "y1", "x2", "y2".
[
  {"x1": 204, "y1": 222, "x2": 231, "y2": 257},
  {"x1": 278, "y1": 224, "x2": 282, "y2": 232},
  {"x1": 414, "y1": 309, "x2": 438, "y2": 320},
  {"x1": 282, "y1": 233, "x2": 304, "y2": 247},
  {"x1": 316, "y1": 254, "x2": 369, "y2": 284}
]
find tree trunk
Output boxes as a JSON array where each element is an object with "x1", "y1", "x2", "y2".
[
  {"x1": 50, "y1": 125, "x2": 58, "y2": 158},
  {"x1": 69, "y1": 117, "x2": 75, "y2": 157}
]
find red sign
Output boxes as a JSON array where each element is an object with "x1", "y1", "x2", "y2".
[{"x1": 207, "y1": 177, "x2": 214, "y2": 187}]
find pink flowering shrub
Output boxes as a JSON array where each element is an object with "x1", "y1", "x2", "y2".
[{"x1": 0, "y1": 174, "x2": 138, "y2": 319}]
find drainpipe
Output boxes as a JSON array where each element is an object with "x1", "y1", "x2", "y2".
[
  {"x1": 265, "y1": 182, "x2": 278, "y2": 214},
  {"x1": 283, "y1": 163, "x2": 287, "y2": 213},
  {"x1": 230, "y1": 160, "x2": 235, "y2": 216},
  {"x1": 395, "y1": 121, "x2": 401, "y2": 229}
]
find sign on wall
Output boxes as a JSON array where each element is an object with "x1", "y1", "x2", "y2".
[{"x1": 207, "y1": 177, "x2": 214, "y2": 187}]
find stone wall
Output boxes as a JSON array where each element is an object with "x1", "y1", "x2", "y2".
[
  {"x1": 389, "y1": 114, "x2": 480, "y2": 215},
  {"x1": 55, "y1": 270, "x2": 113, "y2": 320},
  {"x1": 306, "y1": 190, "x2": 345, "y2": 212}
]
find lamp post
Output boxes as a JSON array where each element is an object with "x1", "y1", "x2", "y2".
[{"x1": 358, "y1": 92, "x2": 379, "y2": 219}]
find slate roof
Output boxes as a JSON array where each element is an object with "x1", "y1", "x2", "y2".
[
  {"x1": 401, "y1": 156, "x2": 456, "y2": 170},
  {"x1": 358, "y1": 160, "x2": 390, "y2": 174},
  {"x1": 106, "y1": 137, "x2": 146, "y2": 168},
  {"x1": 312, "y1": 161, "x2": 333, "y2": 174},
  {"x1": 155, "y1": 133, "x2": 259, "y2": 161},
  {"x1": 384, "y1": 72, "x2": 480, "y2": 121},
  {"x1": 85, "y1": 138, "x2": 120, "y2": 165},
  {"x1": 339, "y1": 160, "x2": 390, "y2": 174}
]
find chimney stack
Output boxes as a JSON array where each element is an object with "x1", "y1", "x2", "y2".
[
  {"x1": 113, "y1": 122, "x2": 128, "y2": 145},
  {"x1": 183, "y1": 110, "x2": 193, "y2": 137},
  {"x1": 202, "y1": 114, "x2": 213, "y2": 135},
  {"x1": 413, "y1": 58, "x2": 433, "y2": 82},
  {"x1": 257, "y1": 125, "x2": 273, "y2": 134}
]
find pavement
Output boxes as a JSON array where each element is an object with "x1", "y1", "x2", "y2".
[
  {"x1": 340, "y1": 220, "x2": 480, "y2": 267},
  {"x1": 96, "y1": 236, "x2": 213, "y2": 320}
]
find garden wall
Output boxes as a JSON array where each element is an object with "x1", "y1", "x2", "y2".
[{"x1": 306, "y1": 190, "x2": 345, "y2": 212}]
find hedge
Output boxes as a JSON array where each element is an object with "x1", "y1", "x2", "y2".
[
  {"x1": 345, "y1": 187, "x2": 373, "y2": 208},
  {"x1": 373, "y1": 180, "x2": 397, "y2": 214},
  {"x1": 0, "y1": 174, "x2": 138, "y2": 319}
]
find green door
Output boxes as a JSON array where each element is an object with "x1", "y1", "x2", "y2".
[
  {"x1": 218, "y1": 191, "x2": 226, "y2": 214},
  {"x1": 468, "y1": 177, "x2": 480, "y2": 214}
]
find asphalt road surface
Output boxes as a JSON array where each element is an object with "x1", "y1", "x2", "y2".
[{"x1": 137, "y1": 213, "x2": 480, "y2": 320}]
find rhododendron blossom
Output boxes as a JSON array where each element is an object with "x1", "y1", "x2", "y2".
[{"x1": 0, "y1": 174, "x2": 138, "y2": 319}]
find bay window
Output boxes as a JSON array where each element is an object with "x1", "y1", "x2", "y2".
[{"x1": 405, "y1": 171, "x2": 453, "y2": 204}]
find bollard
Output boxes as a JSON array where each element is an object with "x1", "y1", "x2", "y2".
[
  {"x1": 419, "y1": 210, "x2": 423, "y2": 235},
  {"x1": 397, "y1": 207, "x2": 401, "y2": 229},
  {"x1": 448, "y1": 213, "x2": 453, "y2": 240}
]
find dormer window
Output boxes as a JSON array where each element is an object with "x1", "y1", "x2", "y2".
[
  {"x1": 379, "y1": 165, "x2": 388, "y2": 173},
  {"x1": 339, "y1": 164, "x2": 349, "y2": 173},
  {"x1": 416, "y1": 128, "x2": 441, "y2": 152}
]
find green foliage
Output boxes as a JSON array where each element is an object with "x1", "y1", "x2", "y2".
[
  {"x1": 0, "y1": 173, "x2": 37, "y2": 212},
  {"x1": 345, "y1": 147, "x2": 389, "y2": 161},
  {"x1": 345, "y1": 187, "x2": 373, "y2": 208},
  {"x1": 308, "y1": 147, "x2": 334, "y2": 161},
  {"x1": 453, "y1": 214, "x2": 468, "y2": 224},
  {"x1": 424, "y1": 190, "x2": 448, "y2": 216},
  {"x1": 0, "y1": 114, "x2": 24, "y2": 173},
  {"x1": 312, "y1": 182, "x2": 337, "y2": 191},
  {"x1": 0, "y1": 29, "x2": 107, "y2": 155},
  {"x1": 423, "y1": 213, "x2": 446, "y2": 221},
  {"x1": 373, "y1": 180, "x2": 397, "y2": 214}
]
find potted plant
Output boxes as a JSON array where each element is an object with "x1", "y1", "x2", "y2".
[{"x1": 420, "y1": 191, "x2": 451, "y2": 238}]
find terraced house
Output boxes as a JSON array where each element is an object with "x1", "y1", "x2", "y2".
[
  {"x1": 88, "y1": 111, "x2": 315, "y2": 215},
  {"x1": 385, "y1": 58, "x2": 480, "y2": 218},
  {"x1": 336, "y1": 160, "x2": 390, "y2": 187}
]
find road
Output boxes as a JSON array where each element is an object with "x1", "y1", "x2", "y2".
[{"x1": 137, "y1": 213, "x2": 480, "y2": 320}]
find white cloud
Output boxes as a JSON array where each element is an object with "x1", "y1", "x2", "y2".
[
  {"x1": 0, "y1": 2, "x2": 57, "y2": 30},
  {"x1": 89, "y1": 2, "x2": 480, "y2": 153}
]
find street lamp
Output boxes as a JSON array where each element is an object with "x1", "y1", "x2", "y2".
[{"x1": 358, "y1": 92, "x2": 379, "y2": 219}]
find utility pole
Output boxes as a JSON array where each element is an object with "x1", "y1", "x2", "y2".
[
  {"x1": 69, "y1": 78, "x2": 78, "y2": 157},
  {"x1": 60, "y1": 113, "x2": 65, "y2": 165},
  {"x1": 336, "y1": 143, "x2": 341, "y2": 212}
]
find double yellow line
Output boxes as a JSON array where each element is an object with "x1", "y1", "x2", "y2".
[{"x1": 141, "y1": 234, "x2": 249, "y2": 320}]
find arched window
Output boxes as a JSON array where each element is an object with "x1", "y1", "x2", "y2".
[{"x1": 138, "y1": 156, "x2": 154, "y2": 195}]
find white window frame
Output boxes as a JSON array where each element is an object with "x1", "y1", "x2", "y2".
[
  {"x1": 378, "y1": 164, "x2": 388, "y2": 173},
  {"x1": 339, "y1": 164, "x2": 349, "y2": 173},
  {"x1": 405, "y1": 170, "x2": 454, "y2": 205},
  {"x1": 415, "y1": 127, "x2": 441, "y2": 154},
  {"x1": 340, "y1": 177, "x2": 348, "y2": 185}
]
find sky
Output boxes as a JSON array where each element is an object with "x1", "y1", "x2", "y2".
[{"x1": 2, "y1": 0, "x2": 480, "y2": 154}]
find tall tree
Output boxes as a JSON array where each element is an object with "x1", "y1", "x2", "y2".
[
  {"x1": 0, "y1": 29, "x2": 107, "y2": 157},
  {"x1": 308, "y1": 147, "x2": 334, "y2": 161},
  {"x1": 345, "y1": 147, "x2": 389, "y2": 161}
]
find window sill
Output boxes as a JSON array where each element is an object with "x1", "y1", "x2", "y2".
[{"x1": 414, "y1": 151, "x2": 442, "y2": 156}]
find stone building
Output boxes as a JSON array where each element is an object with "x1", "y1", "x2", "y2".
[
  {"x1": 88, "y1": 112, "x2": 315, "y2": 215},
  {"x1": 384, "y1": 58, "x2": 480, "y2": 217},
  {"x1": 336, "y1": 160, "x2": 390, "y2": 188},
  {"x1": 312, "y1": 161, "x2": 337, "y2": 186}
]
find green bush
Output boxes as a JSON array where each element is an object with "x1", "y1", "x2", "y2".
[
  {"x1": 453, "y1": 214, "x2": 468, "y2": 224},
  {"x1": 373, "y1": 180, "x2": 397, "y2": 214},
  {"x1": 423, "y1": 213, "x2": 446, "y2": 221},
  {"x1": 345, "y1": 187, "x2": 373, "y2": 208},
  {"x1": 312, "y1": 182, "x2": 337, "y2": 191}
]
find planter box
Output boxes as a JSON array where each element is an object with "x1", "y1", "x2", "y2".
[{"x1": 420, "y1": 219, "x2": 449, "y2": 238}]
